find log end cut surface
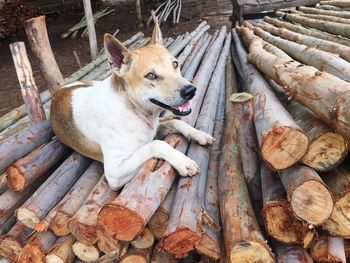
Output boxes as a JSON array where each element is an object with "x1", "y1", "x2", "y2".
[
  {"x1": 6, "y1": 166, "x2": 25, "y2": 192},
  {"x1": 72, "y1": 241, "x2": 99, "y2": 262},
  {"x1": 68, "y1": 219, "x2": 97, "y2": 245},
  {"x1": 45, "y1": 254, "x2": 64, "y2": 263},
  {"x1": 230, "y1": 241, "x2": 274, "y2": 263},
  {"x1": 16, "y1": 208, "x2": 40, "y2": 229},
  {"x1": 262, "y1": 127, "x2": 308, "y2": 170},
  {"x1": 50, "y1": 212, "x2": 70, "y2": 236},
  {"x1": 291, "y1": 180, "x2": 333, "y2": 225},
  {"x1": 18, "y1": 244, "x2": 44, "y2": 263},
  {"x1": 163, "y1": 228, "x2": 201, "y2": 257},
  {"x1": 98, "y1": 204, "x2": 144, "y2": 241},
  {"x1": 0, "y1": 236, "x2": 23, "y2": 262},
  {"x1": 302, "y1": 132, "x2": 347, "y2": 172},
  {"x1": 148, "y1": 211, "x2": 170, "y2": 240},
  {"x1": 120, "y1": 254, "x2": 147, "y2": 263},
  {"x1": 195, "y1": 233, "x2": 220, "y2": 260}
]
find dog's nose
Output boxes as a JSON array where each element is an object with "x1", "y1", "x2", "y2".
[{"x1": 180, "y1": 85, "x2": 197, "y2": 100}]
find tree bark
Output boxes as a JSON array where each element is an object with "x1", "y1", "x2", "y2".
[
  {"x1": 310, "y1": 237, "x2": 346, "y2": 263},
  {"x1": 120, "y1": 247, "x2": 152, "y2": 263},
  {"x1": 23, "y1": 16, "x2": 64, "y2": 93},
  {"x1": 275, "y1": 242, "x2": 314, "y2": 263},
  {"x1": 72, "y1": 241, "x2": 99, "y2": 262},
  {"x1": 16, "y1": 152, "x2": 91, "y2": 229},
  {"x1": 260, "y1": 162, "x2": 315, "y2": 247},
  {"x1": 9, "y1": 42, "x2": 46, "y2": 124},
  {"x1": 237, "y1": 26, "x2": 350, "y2": 142},
  {"x1": 69, "y1": 175, "x2": 117, "y2": 245},
  {"x1": 322, "y1": 163, "x2": 350, "y2": 237},
  {"x1": 45, "y1": 235, "x2": 76, "y2": 263},
  {"x1": 82, "y1": 0, "x2": 98, "y2": 60},
  {"x1": 7, "y1": 138, "x2": 70, "y2": 192},
  {"x1": 36, "y1": 161, "x2": 102, "y2": 235},
  {"x1": 232, "y1": 28, "x2": 308, "y2": 170}
]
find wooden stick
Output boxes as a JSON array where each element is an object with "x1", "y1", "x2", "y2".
[
  {"x1": 320, "y1": 0, "x2": 350, "y2": 7},
  {"x1": 72, "y1": 241, "x2": 99, "y2": 262},
  {"x1": 16, "y1": 152, "x2": 91, "y2": 229},
  {"x1": 36, "y1": 161, "x2": 102, "y2": 235},
  {"x1": 69, "y1": 176, "x2": 117, "y2": 245},
  {"x1": 295, "y1": 11, "x2": 350, "y2": 24},
  {"x1": 260, "y1": 162, "x2": 315, "y2": 247},
  {"x1": 180, "y1": 33, "x2": 208, "y2": 72},
  {"x1": 232, "y1": 29, "x2": 308, "y2": 170},
  {"x1": 7, "y1": 138, "x2": 70, "y2": 192},
  {"x1": 83, "y1": 0, "x2": 98, "y2": 60},
  {"x1": 9, "y1": 42, "x2": 46, "y2": 123},
  {"x1": 135, "y1": 0, "x2": 143, "y2": 27},
  {"x1": 46, "y1": 235, "x2": 76, "y2": 263},
  {"x1": 299, "y1": 5, "x2": 350, "y2": 18},
  {"x1": 310, "y1": 237, "x2": 346, "y2": 263},
  {"x1": 275, "y1": 242, "x2": 314, "y2": 262},
  {"x1": 23, "y1": 16, "x2": 64, "y2": 93}
]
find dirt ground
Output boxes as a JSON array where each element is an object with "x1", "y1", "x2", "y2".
[{"x1": 0, "y1": 1, "x2": 231, "y2": 117}]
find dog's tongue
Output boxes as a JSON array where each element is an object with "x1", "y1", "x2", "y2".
[{"x1": 172, "y1": 101, "x2": 191, "y2": 112}]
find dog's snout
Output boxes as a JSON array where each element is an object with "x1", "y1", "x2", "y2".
[{"x1": 180, "y1": 85, "x2": 197, "y2": 100}]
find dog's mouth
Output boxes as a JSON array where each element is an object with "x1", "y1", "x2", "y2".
[{"x1": 150, "y1": 99, "x2": 192, "y2": 116}]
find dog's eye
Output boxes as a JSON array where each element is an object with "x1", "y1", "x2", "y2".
[
  {"x1": 145, "y1": 73, "x2": 158, "y2": 80},
  {"x1": 173, "y1": 61, "x2": 178, "y2": 69}
]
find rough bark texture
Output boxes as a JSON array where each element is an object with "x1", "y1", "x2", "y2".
[
  {"x1": 37, "y1": 161, "x2": 103, "y2": 235},
  {"x1": 232, "y1": 29, "x2": 308, "y2": 170},
  {"x1": 16, "y1": 152, "x2": 91, "y2": 229},
  {"x1": 69, "y1": 175, "x2": 117, "y2": 245},
  {"x1": 275, "y1": 242, "x2": 314, "y2": 263},
  {"x1": 6, "y1": 138, "x2": 70, "y2": 192},
  {"x1": 310, "y1": 237, "x2": 346, "y2": 263},
  {"x1": 260, "y1": 162, "x2": 315, "y2": 247},
  {"x1": 237, "y1": 26, "x2": 350, "y2": 142},
  {"x1": 23, "y1": 16, "x2": 64, "y2": 93},
  {"x1": 45, "y1": 235, "x2": 76, "y2": 263},
  {"x1": 9, "y1": 42, "x2": 46, "y2": 124}
]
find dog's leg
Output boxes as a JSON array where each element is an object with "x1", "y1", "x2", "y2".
[
  {"x1": 103, "y1": 140, "x2": 200, "y2": 190},
  {"x1": 158, "y1": 119, "x2": 214, "y2": 145}
]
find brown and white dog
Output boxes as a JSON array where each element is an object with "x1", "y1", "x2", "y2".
[{"x1": 50, "y1": 21, "x2": 214, "y2": 190}]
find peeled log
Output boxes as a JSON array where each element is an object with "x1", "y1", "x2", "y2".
[
  {"x1": 320, "y1": 0, "x2": 350, "y2": 7},
  {"x1": 16, "y1": 152, "x2": 91, "y2": 229},
  {"x1": 72, "y1": 241, "x2": 99, "y2": 262},
  {"x1": 310, "y1": 237, "x2": 346, "y2": 263},
  {"x1": 69, "y1": 176, "x2": 117, "y2": 245},
  {"x1": 45, "y1": 235, "x2": 76, "y2": 263},
  {"x1": 296, "y1": 12, "x2": 350, "y2": 24},
  {"x1": 7, "y1": 138, "x2": 70, "y2": 192},
  {"x1": 232, "y1": 29, "x2": 308, "y2": 170},
  {"x1": 323, "y1": 163, "x2": 350, "y2": 237},
  {"x1": 275, "y1": 243, "x2": 314, "y2": 263},
  {"x1": 37, "y1": 161, "x2": 102, "y2": 235},
  {"x1": 237, "y1": 26, "x2": 350, "y2": 142},
  {"x1": 0, "y1": 120, "x2": 53, "y2": 174},
  {"x1": 260, "y1": 162, "x2": 315, "y2": 247},
  {"x1": 299, "y1": 6, "x2": 350, "y2": 17}
]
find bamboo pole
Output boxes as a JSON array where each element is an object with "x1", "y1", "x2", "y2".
[{"x1": 83, "y1": 0, "x2": 98, "y2": 60}]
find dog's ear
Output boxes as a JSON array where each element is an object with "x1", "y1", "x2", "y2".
[
  {"x1": 150, "y1": 11, "x2": 163, "y2": 45},
  {"x1": 104, "y1": 33, "x2": 134, "y2": 72}
]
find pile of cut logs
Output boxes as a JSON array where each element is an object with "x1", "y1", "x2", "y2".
[{"x1": 2, "y1": 3, "x2": 350, "y2": 262}]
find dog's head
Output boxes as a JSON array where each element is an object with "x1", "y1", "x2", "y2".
[{"x1": 104, "y1": 18, "x2": 196, "y2": 117}]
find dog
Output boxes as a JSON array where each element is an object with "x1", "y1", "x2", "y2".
[{"x1": 50, "y1": 20, "x2": 214, "y2": 190}]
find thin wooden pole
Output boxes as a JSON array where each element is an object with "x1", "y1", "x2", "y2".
[
  {"x1": 83, "y1": 0, "x2": 98, "y2": 60},
  {"x1": 135, "y1": 0, "x2": 143, "y2": 27}
]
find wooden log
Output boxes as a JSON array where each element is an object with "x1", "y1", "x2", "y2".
[
  {"x1": 218, "y1": 55, "x2": 274, "y2": 262},
  {"x1": 151, "y1": 246, "x2": 177, "y2": 263},
  {"x1": 83, "y1": 0, "x2": 98, "y2": 60},
  {"x1": 9, "y1": 42, "x2": 46, "y2": 124},
  {"x1": 120, "y1": 247, "x2": 152, "y2": 263},
  {"x1": 72, "y1": 241, "x2": 99, "y2": 262},
  {"x1": 322, "y1": 163, "x2": 350, "y2": 237},
  {"x1": 310, "y1": 237, "x2": 346, "y2": 263},
  {"x1": 318, "y1": 4, "x2": 344, "y2": 11},
  {"x1": 304, "y1": 5, "x2": 350, "y2": 15},
  {"x1": 7, "y1": 138, "x2": 70, "y2": 192},
  {"x1": 275, "y1": 242, "x2": 314, "y2": 263},
  {"x1": 36, "y1": 161, "x2": 102, "y2": 235},
  {"x1": 97, "y1": 27, "x2": 227, "y2": 243},
  {"x1": 264, "y1": 16, "x2": 350, "y2": 47},
  {"x1": 135, "y1": 0, "x2": 143, "y2": 27},
  {"x1": 279, "y1": 165, "x2": 333, "y2": 225},
  {"x1": 45, "y1": 235, "x2": 76, "y2": 263},
  {"x1": 237, "y1": 26, "x2": 350, "y2": 142},
  {"x1": 16, "y1": 152, "x2": 91, "y2": 229},
  {"x1": 181, "y1": 33, "x2": 209, "y2": 73},
  {"x1": 131, "y1": 228, "x2": 155, "y2": 249},
  {"x1": 96, "y1": 229, "x2": 129, "y2": 256},
  {"x1": 162, "y1": 32, "x2": 230, "y2": 258},
  {"x1": 260, "y1": 162, "x2": 315, "y2": 247},
  {"x1": 68, "y1": 176, "x2": 117, "y2": 245},
  {"x1": 295, "y1": 11, "x2": 350, "y2": 24},
  {"x1": 253, "y1": 23, "x2": 350, "y2": 82},
  {"x1": 0, "y1": 215, "x2": 16, "y2": 236},
  {"x1": 0, "y1": 120, "x2": 53, "y2": 174},
  {"x1": 0, "y1": 173, "x2": 7, "y2": 195},
  {"x1": 320, "y1": 0, "x2": 350, "y2": 7},
  {"x1": 17, "y1": 231, "x2": 57, "y2": 263},
  {"x1": 23, "y1": 16, "x2": 64, "y2": 93},
  {"x1": 232, "y1": 29, "x2": 309, "y2": 170}
]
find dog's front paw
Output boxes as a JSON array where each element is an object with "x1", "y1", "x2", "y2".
[
  {"x1": 172, "y1": 155, "x2": 200, "y2": 177},
  {"x1": 191, "y1": 130, "x2": 215, "y2": 146}
]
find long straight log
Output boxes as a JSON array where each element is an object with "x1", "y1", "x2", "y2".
[
  {"x1": 320, "y1": 0, "x2": 350, "y2": 7},
  {"x1": 7, "y1": 138, "x2": 70, "y2": 192},
  {"x1": 318, "y1": 4, "x2": 345, "y2": 11},
  {"x1": 97, "y1": 26, "x2": 227, "y2": 243},
  {"x1": 0, "y1": 215, "x2": 16, "y2": 236},
  {"x1": 310, "y1": 237, "x2": 346, "y2": 263},
  {"x1": 275, "y1": 243, "x2": 314, "y2": 263},
  {"x1": 0, "y1": 173, "x2": 8, "y2": 195},
  {"x1": 69, "y1": 176, "x2": 117, "y2": 245},
  {"x1": 9, "y1": 42, "x2": 46, "y2": 124},
  {"x1": 299, "y1": 6, "x2": 350, "y2": 18},
  {"x1": 237, "y1": 26, "x2": 350, "y2": 142},
  {"x1": 253, "y1": 24, "x2": 350, "y2": 82},
  {"x1": 16, "y1": 152, "x2": 91, "y2": 229},
  {"x1": 260, "y1": 162, "x2": 315, "y2": 247},
  {"x1": 218, "y1": 62, "x2": 274, "y2": 262},
  {"x1": 279, "y1": 165, "x2": 333, "y2": 225},
  {"x1": 162, "y1": 32, "x2": 230, "y2": 258},
  {"x1": 0, "y1": 120, "x2": 53, "y2": 174},
  {"x1": 264, "y1": 16, "x2": 350, "y2": 47},
  {"x1": 18, "y1": 231, "x2": 57, "y2": 263},
  {"x1": 295, "y1": 11, "x2": 350, "y2": 24},
  {"x1": 72, "y1": 241, "x2": 99, "y2": 262},
  {"x1": 232, "y1": 28, "x2": 308, "y2": 170},
  {"x1": 322, "y1": 163, "x2": 350, "y2": 237},
  {"x1": 83, "y1": 0, "x2": 98, "y2": 60},
  {"x1": 45, "y1": 235, "x2": 76, "y2": 263}
]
